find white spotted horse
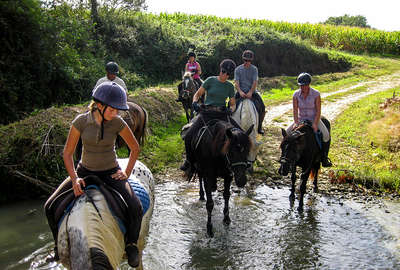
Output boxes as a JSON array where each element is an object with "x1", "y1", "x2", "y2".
[
  {"x1": 53, "y1": 160, "x2": 154, "y2": 270},
  {"x1": 278, "y1": 117, "x2": 331, "y2": 211}
]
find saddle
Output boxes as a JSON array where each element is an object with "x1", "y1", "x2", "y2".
[
  {"x1": 52, "y1": 176, "x2": 150, "y2": 233},
  {"x1": 298, "y1": 120, "x2": 322, "y2": 149}
]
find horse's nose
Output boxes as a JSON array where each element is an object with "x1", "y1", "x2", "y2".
[{"x1": 235, "y1": 174, "x2": 247, "y2": 188}]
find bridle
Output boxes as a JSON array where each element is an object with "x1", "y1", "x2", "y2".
[{"x1": 225, "y1": 128, "x2": 250, "y2": 171}]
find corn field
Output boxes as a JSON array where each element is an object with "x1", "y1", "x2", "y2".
[{"x1": 155, "y1": 13, "x2": 400, "y2": 55}]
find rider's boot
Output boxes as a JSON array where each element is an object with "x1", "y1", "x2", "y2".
[
  {"x1": 126, "y1": 243, "x2": 139, "y2": 268},
  {"x1": 321, "y1": 141, "x2": 332, "y2": 167},
  {"x1": 257, "y1": 111, "x2": 265, "y2": 135}
]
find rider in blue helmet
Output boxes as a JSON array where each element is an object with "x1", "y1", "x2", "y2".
[{"x1": 44, "y1": 82, "x2": 143, "y2": 267}]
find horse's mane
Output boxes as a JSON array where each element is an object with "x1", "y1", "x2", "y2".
[
  {"x1": 183, "y1": 71, "x2": 192, "y2": 78},
  {"x1": 281, "y1": 122, "x2": 313, "y2": 146},
  {"x1": 211, "y1": 121, "x2": 231, "y2": 155}
]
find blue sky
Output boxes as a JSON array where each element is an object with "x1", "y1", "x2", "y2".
[{"x1": 146, "y1": 0, "x2": 400, "y2": 32}]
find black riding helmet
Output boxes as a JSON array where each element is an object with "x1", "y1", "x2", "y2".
[
  {"x1": 106, "y1": 61, "x2": 119, "y2": 75},
  {"x1": 297, "y1": 72, "x2": 312, "y2": 86},
  {"x1": 92, "y1": 82, "x2": 128, "y2": 139},
  {"x1": 220, "y1": 59, "x2": 236, "y2": 77},
  {"x1": 242, "y1": 50, "x2": 254, "y2": 61},
  {"x1": 188, "y1": 52, "x2": 196, "y2": 58}
]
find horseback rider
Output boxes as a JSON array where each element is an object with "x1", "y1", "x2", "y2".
[
  {"x1": 44, "y1": 82, "x2": 143, "y2": 267},
  {"x1": 286, "y1": 72, "x2": 332, "y2": 167},
  {"x1": 176, "y1": 52, "x2": 203, "y2": 102},
  {"x1": 185, "y1": 51, "x2": 203, "y2": 88},
  {"x1": 95, "y1": 61, "x2": 128, "y2": 93},
  {"x1": 234, "y1": 50, "x2": 266, "y2": 134},
  {"x1": 180, "y1": 59, "x2": 241, "y2": 175}
]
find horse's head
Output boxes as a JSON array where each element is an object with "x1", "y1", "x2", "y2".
[
  {"x1": 181, "y1": 72, "x2": 196, "y2": 99},
  {"x1": 224, "y1": 125, "x2": 254, "y2": 187},
  {"x1": 278, "y1": 126, "x2": 307, "y2": 176}
]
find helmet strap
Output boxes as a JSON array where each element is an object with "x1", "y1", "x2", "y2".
[{"x1": 97, "y1": 105, "x2": 108, "y2": 140}]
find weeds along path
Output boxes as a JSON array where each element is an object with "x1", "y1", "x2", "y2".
[{"x1": 263, "y1": 72, "x2": 400, "y2": 128}]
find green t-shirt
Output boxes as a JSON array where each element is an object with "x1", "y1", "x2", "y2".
[{"x1": 202, "y1": 76, "x2": 235, "y2": 107}]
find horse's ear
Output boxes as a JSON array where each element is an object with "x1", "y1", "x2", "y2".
[
  {"x1": 281, "y1": 128, "x2": 287, "y2": 137},
  {"x1": 245, "y1": 124, "x2": 254, "y2": 136}
]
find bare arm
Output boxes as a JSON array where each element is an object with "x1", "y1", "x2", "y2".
[
  {"x1": 118, "y1": 126, "x2": 140, "y2": 178},
  {"x1": 235, "y1": 80, "x2": 246, "y2": 98},
  {"x1": 193, "y1": 86, "x2": 205, "y2": 102},
  {"x1": 185, "y1": 63, "x2": 190, "y2": 72},
  {"x1": 248, "y1": 80, "x2": 257, "y2": 96},
  {"x1": 63, "y1": 125, "x2": 85, "y2": 196},
  {"x1": 229, "y1": 97, "x2": 236, "y2": 112},
  {"x1": 313, "y1": 95, "x2": 321, "y2": 131},
  {"x1": 197, "y1": 63, "x2": 202, "y2": 76},
  {"x1": 293, "y1": 96, "x2": 299, "y2": 125}
]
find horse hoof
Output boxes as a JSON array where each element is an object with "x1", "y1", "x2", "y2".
[
  {"x1": 207, "y1": 224, "x2": 214, "y2": 237},
  {"x1": 297, "y1": 205, "x2": 304, "y2": 212},
  {"x1": 223, "y1": 217, "x2": 231, "y2": 226}
]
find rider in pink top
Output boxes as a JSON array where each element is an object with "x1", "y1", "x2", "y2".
[
  {"x1": 185, "y1": 52, "x2": 203, "y2": 88},
  {"x1": 287, "y1": 73, "x2": 332, "y2": 167}
]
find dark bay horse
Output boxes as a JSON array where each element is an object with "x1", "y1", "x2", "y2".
[
  {"x1": 116, "y1": 101, "x2": 148, "y2": 150},
  {"x1": 278, "y1": 117, "x2": 330, "y2": 211},
  {"x1": 177, "y1": 72, "x2": 199, "y2": 122},
  {"x1": 190, "y1": 120, "x2": 253, "y2": 237},
  {"x1": 75, "y1": 101, "x2": 147, "y2": 161}
]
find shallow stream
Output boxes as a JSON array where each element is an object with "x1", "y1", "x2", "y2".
[{"x1": 2, "y1": 180, "x2": 399, "y2": 269}]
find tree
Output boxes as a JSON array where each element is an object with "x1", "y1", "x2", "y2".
[
  {"x1": 322, "y1": 14, "x2": 370, "y2": 28},
  {"x1": 41, "y1": 0, "x2": 147, "y2": 10}
]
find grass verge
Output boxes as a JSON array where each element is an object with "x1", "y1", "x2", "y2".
[{"x1": 330, "y1": 88, "x2": 400, "y2": 193}]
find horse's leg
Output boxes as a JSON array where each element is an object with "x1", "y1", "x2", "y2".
[
  {"x1": 298, "y1": 170, "x2": 311, "y2": 211},
  {"x1": 223, "y1": 175, "x2": 232, "y2": 226},
  {"x1": 185, "y1": 108, "x2": 190, "y2": 123},
  {"x1": 312, "y1": 165, "x2": 319, "y2": 193},
  {"x1": 205, "y1": 180, "x2": 215, "y2": 237},
  {"x1": 199, "y1": 177, "x2": 205, "y2": 201},
  {"x1": 289, "y1": 166, "x2": 296, "y2": 204}
]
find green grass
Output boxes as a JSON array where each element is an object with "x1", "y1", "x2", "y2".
[
  {"x1": 330, "y1": 88, "x2": 400, "y2": 193},
  {"x1": 118, "y1": 114, "x2": 187, "y2": 174},
  {"x1": 259, "y1": 54, "x2": 400, "y2": 106}
]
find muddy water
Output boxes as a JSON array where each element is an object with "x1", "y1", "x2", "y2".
[{"x1": 2, "y1": 181, "x2": 400, "y2": 269}]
